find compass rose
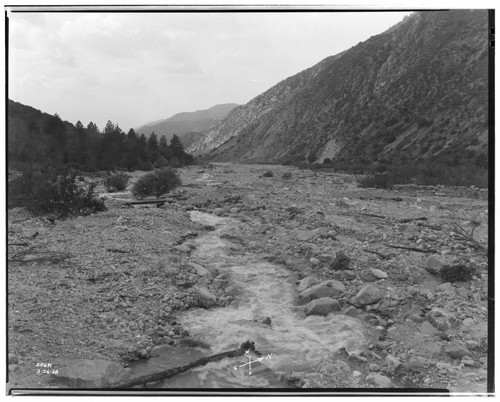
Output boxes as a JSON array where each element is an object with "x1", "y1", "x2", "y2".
[{"x1": 234, "y1": 351, "x2": 273, "y2": 375}]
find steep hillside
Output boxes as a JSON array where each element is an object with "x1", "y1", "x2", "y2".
[
  {"x1": 136, "y1": 103, "x2": 238, "y2": 147},
  {"x1": 8, "y1": 99, "x2": 80, "y2": 167},
  {"x1": 188, "y1": 10, "x2": 489, "y2": 167}
]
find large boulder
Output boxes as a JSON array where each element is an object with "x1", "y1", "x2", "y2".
[
  {"x1": 295, "y1": 230, "x2": 315, "y2": 242},
  {"x1": 435, "y1": 282, "x2": 457, "y2": 296},
  {"x1": 425, "y1": 256, "x2": 444, "y2": 275},
  {"x1": 410, "y1": 333, "x2": 444, "y2": 356},
  {"x1": 52, "y1": 360, "x2": 131, "y2": 388},
  {"x1": 297, "y1": 276, "x2": 319, "y2": 293},
  {"x1": 445, "y1": 340, "x2": 470, "y2": 359},
  {"x1": 371, "y1": 268, "x2": 387, "y2": 279},
  {"x1": 365, "y1": 372, "x2": 392, "y2": 388},
  {"x1": 298, "y1": 280, "x2": 345, "y2": 305},
  {"x1": 385, "y1": 355, "x2": 402, "y2": 374},
  {"x1": 427, "y1": 307, "x2": 460, "y2": 331},
  {"x1": 408, "y1": 356, "x2": 426, "y2": 372},
  {"x1": 304, "y1": 297, "x2": 341, "y2": 316},
  {"x1": 351, "y1": 284, "x2": 383, "y2": 306},
  {"x1": 331, "y1": 251, "x2": 351, "y2": 271},
  {"x1": 196, "y1": 287, "x2": 217, "y2": 306},
  {"x1": 188, "y1": 262, "x2": 212, "y2": 278}
]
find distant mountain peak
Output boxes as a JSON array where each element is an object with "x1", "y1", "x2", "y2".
[{"x1": 135, "y1": 103, "x2": 239, "y2": 148}]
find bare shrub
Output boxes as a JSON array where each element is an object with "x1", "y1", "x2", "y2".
[
  {"x1": 104, "y1": 173, "x2": 130, "y2": 192},
  {"x1": 441, "y1": 264, "x2": 475, "y2": 283},
  {"x1": 132, "y1": 167, "x2": 181, "y2": 198},
  {"x1": 8, "y1": 167, "x2": 106, "y2": 217}
]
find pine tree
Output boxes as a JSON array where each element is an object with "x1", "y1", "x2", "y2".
[
  {"x1": 43, "y1": 113, "x2": 68, "y2": 164},
  {"x1": 148, "y1": 132, "x2": 160, "y2": 165}
]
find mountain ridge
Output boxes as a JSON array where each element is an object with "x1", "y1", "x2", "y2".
[
  {"x1": 188, "y1": 10, "x2": 488, "y2": 168},
  {"x1": 135, "y1": 103, "x2": 239, "y2": 148}
]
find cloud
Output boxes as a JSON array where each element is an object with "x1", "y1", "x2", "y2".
[{"x1": 8, "y1": 10, "x2": 411, "y2": 130}]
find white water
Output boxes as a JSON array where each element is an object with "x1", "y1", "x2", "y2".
[{"x1": 153, "y1": 211, "x2": 375, "y2": 388}]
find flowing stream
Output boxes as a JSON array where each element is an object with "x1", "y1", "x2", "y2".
[{"x1": 133, "y1": 211, "x2": 376, "y2": 388}]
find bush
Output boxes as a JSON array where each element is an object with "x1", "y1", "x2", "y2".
[
  {"x1": 282, "y1": 172, "x2": 293, "y2": 180},
  {"x1": 132, "y1": 167, "x2": 181, "y2": 198},
  {"x1": 8, "y1": 167, "x2": 106, "y2": 217},
  {"x1": 440, "y1": 264, "x2": 475, "y2": 283},
  {"x1": 104, "y1": 173, "x2": 129, "y2": 192},
  {"x1": 307, "y1": 153, "x2": 317, "y2": 163},
  {"x1": 358, "y1": 173, "x2": 394, "y2": 189},
  {"x1": 262, "y1": 170, "x2": 274, "y2": 177}
]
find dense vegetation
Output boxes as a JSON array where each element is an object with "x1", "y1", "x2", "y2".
[
  {"x1": 8, "y1": 167, "x2": 106, "y2": 217},
  {"x1": 104, "y1": 173, "x2": 130, "y2": 192},
  {"x1": 287, "y1": 159, "x2": 488, "y2": 188},
  {"x1": 131, "y1": 167, "x2": 182, "y2": 198},
  {"x1": 8, "y1": 100, "x2": 194, "y2": 173}
]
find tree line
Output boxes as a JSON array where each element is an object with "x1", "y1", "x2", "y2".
[{"x1": 8, "y1": 105, "x2": 194, "y2": 172}]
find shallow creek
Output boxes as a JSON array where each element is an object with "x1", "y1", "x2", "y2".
[{"x1": 133, "y1": 211, "x2": 376, "y2": 388}]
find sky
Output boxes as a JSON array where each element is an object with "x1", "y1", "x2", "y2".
[{"x1": 8, "y1": 8, "x2": 412, "y2": 131}]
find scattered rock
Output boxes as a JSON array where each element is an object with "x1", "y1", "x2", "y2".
[
  {"x1": 410, "y1": 333, "x2": 444, "y2": 356},
  {"x1": 427, "y1": 307, "x2": 456, "y2": 331},
  {"x1": 392, "y1": 272, "x2": 410, "y2": 282},
  {"x1": 295, "y1": 230, "x2": 315, "y2": 242},
  {"x1": 188, "y1": 262, "x2": 212, "y2": 278},
  {"x1": 455, "y1": 287, "x2": 469, "y2": 298},
  {"x1": 408, "y1": 356, "x2": 425, "y2": 372},
  {"x1": 385, "y1": 355, "x2": 402, "y2": 373},
  {"x1": 365, "y1": 372, "x2": 392, "y2": 388},
  {"x1": 351, "y1": 284, "x2": 383, "y2": 306},
  {"x1": 445, "y1": 340, "x2": 470, "y2": 359},
  {"x1": 196, "y1": 287, "x2": 217, "y2": 305},
  {"x1": 174, "y1": 244, "x2": 192, "y2": 253},
  {"x1": 8, "y1": 354, "x2": 18, "y2": 365},
  {"x1": 262, "y1": 317, "x2": 272, "y2": 325},
  {"x1": 52, "y1": 360, "x2": 131, "y2": 388},
  {"x1": 419, "y1": 321, "x2": 438, "y2": 335},
  {"x1": 462, "y1": 358, "x2": 475, "y2": 367},
  {"x1": 462, "y1": 317, "x2": 476, "y2": 327},
  {"x1": 297, "y1": 276, "x2": 319, "y2": 293},
  {"x1": 371, "y1": 269, "x2": 387, "y2": 279},
  {"x1": 435, "y1": 282, "x2": 456, "y2": 296},
  {"x1": 344, "y1": 306, "x2": 359, "y2": 317},
  {"x1": 359, "y1": 271, "x2": 377, "y2": 282},
  {"x1": 341, "y1": 270, "x2": 357, "y2": 281},
  {"x1": 331, "y1": 251, "x2": 351, "y2": 270},
  {"x1": 298, "y1": 279, "x2": 345, "y2": 305},
  {"x1": 304, "y1": 297, "x2": 341, "y2": 316},
  {"x1": 425, "y1": 256, "x2": 443, "y2": 275}
]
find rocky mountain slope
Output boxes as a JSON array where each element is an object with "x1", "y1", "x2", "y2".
[
  {"x1": 188, "y1": 10, "x2": 489, "y2": 167},
  {"x1": 136, "y1": 103, "x2": 238, "y2": 147}
]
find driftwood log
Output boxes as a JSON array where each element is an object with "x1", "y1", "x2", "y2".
[
  {"x1": 122, "y1": 199, "x2": 171, "y2": 207},
  {"x1": 383, "y1": 243, "x2": 437, "y2": 254},
  {"x1": 112, "y1": 341, "x2": 261, "y2": 389},
  {"x1": 399, "y1": 217, "x2": 428, "y2": 223}
]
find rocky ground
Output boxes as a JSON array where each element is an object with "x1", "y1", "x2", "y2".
[{"x1": 7, "y1": 163, "x2": 490, "y2": 393}]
